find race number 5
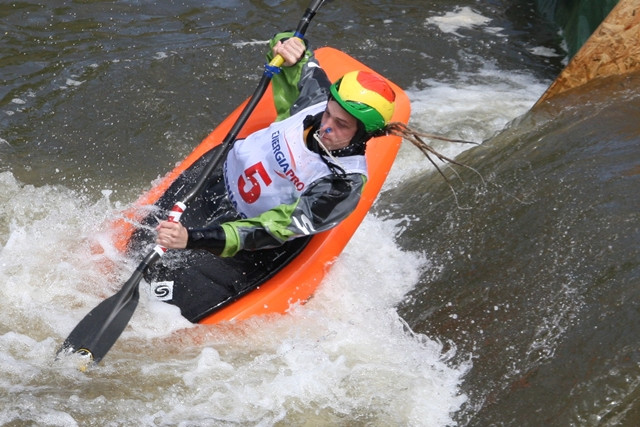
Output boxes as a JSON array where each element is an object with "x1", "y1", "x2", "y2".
[{"x1": 238, "y1": 162, "x2": 273, "y2": 204}]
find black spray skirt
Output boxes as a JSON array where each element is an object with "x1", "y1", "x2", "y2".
[{"x1": 127, "y1": 146, "x2": 310, "y2": 323}]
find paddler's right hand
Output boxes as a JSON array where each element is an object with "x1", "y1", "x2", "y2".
[
  {"x1": 156, "y1": 220, "x2": 188, "y2": 249},
  {"x1": 272, "y1": 37, "x2": 306, "y2": 67}
]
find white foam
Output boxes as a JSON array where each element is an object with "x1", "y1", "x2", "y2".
[
  {"x1": 386, "y1": 66, "x2": 549, "y2": 188},
  {"x1": 233, "y1": 39, "x2": 269, "y2": 47},
  {"x1": 529, "y1": 46, "x2": 563, "y2": 57},
  {"x1": 65, "y1": 78, "x2": 85, "y2": 87},
  {"x1": 426, "y1": 7, "x2": 497, "y2": 37},
  {"x1": 0, "y1": 169, "x2": 468, "y2": 424},
  {"x1": 136, "y1": 215, "x2": 469, "y2": 425}
]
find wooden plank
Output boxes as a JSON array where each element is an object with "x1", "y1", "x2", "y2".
[{"x1": 535, "y1": 0, "x2": 640, "y2": 105}]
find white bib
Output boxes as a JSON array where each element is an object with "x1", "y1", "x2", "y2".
[{"x1": 224, "y1": 103, "x2": 368, "y2": 218}]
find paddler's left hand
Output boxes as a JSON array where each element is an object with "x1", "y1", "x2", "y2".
[{"x1": 156, "y1": 220, "x2": 188, "y2": 249}]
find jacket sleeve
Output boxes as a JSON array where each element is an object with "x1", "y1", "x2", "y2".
[
  {"x1": 216, "y1": 173, "x2": 366, "y2": 257},
  {"x1": 267, "y1": 32, "x2": 331, "y2": 120}
]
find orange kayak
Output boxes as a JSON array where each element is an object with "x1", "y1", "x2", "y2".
[{"x1": 108, "y1": 47, "x2": 411, "y2": 324}]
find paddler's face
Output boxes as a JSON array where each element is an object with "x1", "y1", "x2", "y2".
[{"x1": 318, "y1": 100, "x2": 359, "y2": 150}]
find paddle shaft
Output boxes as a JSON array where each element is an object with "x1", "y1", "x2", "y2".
[
  {"x1": 59, "y1": 0, "x2": 331, "y2": 364},
  {"x1": 138, "y1": 0, "x2": 329, "y2": 280}
]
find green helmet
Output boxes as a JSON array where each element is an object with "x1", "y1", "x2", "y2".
[{"x1": 329, "y1": 70, "x2": 396, "y2": 133}]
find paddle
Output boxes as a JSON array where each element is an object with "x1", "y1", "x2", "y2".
[{"x1": 57, "y1": 0, "x2": 332, "y2": 365}]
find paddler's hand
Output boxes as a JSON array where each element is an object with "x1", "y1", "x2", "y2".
[
  {"x1": 272, "y1": 37, "x2": 306, "y2": 67},
  {"x1": 156, "y1": 220, "x2": 188, "y2": 249}
]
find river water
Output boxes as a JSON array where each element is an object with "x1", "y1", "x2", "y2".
[{"x1": 1, "y1": 0, "x2": 638, "y2": 425}]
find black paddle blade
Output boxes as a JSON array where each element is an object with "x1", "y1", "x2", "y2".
[{"x1": 57, "y1": 272, "x2": 143, "y2": 365}]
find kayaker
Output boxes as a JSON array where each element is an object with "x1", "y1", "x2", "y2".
[{"x1": 155, "y1": 33, "x2": 396, "y2": 257}]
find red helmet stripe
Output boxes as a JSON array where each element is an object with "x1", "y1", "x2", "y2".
[{"x1": 356, "y1": 72, "x2": 396, "y2": 103}]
